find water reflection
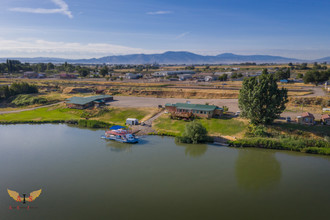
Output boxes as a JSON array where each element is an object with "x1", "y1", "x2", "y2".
[
  {"x1": 176, "y1": 142, "x2": 208, "y2": 157},
  {"x1": 106, "y1": 141, "x2": 133, "y2": 153},
  {"x1": 235, "y1": 149, "x2": 282, "y2": 191},
  {"x1": 105, "y1": 138, "x2": 149, "y2": 153}
]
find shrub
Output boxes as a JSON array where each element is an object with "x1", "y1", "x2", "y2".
[
  {"x1": 77, "y1": 120, "x2": 112, "y2": 128},
  {"x1": 229, "y1": 137, "x2": 330, "y2": 155},
  {"x1": 245, "y1": 124, "x2": 270, "y2": 137},
  {"x1": 304, "y1": 147, "x2": 330, "y2": 155},
  {"x1": 0, "y1": 82, "x2": 38, "y2": 100},
  {"x1": 175, "y1": 121, "x2": 209, "y2": 144},
  {"x1": 11, "y1": 94, "x2": 48, "y2": 106}
]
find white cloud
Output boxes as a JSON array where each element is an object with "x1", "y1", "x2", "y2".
[
  {"x1": 147, "y1": 10, "x2": 173, "y2": 15},
  {"x1": 175, "y1": 32, "x2": 190, "y2": 39},
  {"x1": 0, "y1": 38, "x2": 159, "y2": 58},
  {"x1": 9, "y1": 0, "x2": 73, "y2": 18}
]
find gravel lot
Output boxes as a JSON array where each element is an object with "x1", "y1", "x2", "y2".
[
  {"x1": 111, "y1": 96, "x2": 240, "y2": 111},
  {"x1": 110, "y1": 96, "x2": 323, "y2": 120}
]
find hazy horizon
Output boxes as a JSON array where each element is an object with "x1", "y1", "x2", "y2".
[{"x1": 1, "y1": 0, "x2": 330, "y2": 59}]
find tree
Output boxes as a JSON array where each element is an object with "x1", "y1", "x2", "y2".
[
  {"x1": 218, "y1": 74, "x2": 228, "y2": 81},
  {"x1": 99, "y1": 66, "x2": 109, "y2": 77},
  {"x1": 238, "y1": 74, "x2": 288, "y2": 125},
  {"x1": 175, "y1": 121, "x2": 208, "y2": 144},
  {"x1": 303, "y1": 70, "x2": 329, "y2": 85},
  {"x1": 47, "y1": 62, "x2": 55, "y2": 71},
  {"x1": 262, "y1": 68, "x2": 269, "y2": 75},
  {"x1": 79, "y1": 68, "x2": 89, "y2": 77},
  {"x1": 275, "y1": 68, "x2": 290, "y2": 80}
]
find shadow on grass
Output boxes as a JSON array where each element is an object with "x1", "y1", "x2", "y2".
[{"x1": 271, "y1": 122, "x2": 330, "y2": 137}]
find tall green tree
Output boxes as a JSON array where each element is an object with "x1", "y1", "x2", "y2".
[
  {"x1": 238, "y1": 74, "x2": 288, "y2": 125},
  {"x1": 99, "y1": 66, "x2": 109, "y2": 77},
  {"x1": 303, "y1": 70, "x2": 330, "y2": 85},
  {"x1": 79, "y1": 68, "x2": 89, "y2": 77}
]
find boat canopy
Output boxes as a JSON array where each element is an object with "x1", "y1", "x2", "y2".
[{"x1": 110, "y1": 125, "x2": 126, "y2": 130}]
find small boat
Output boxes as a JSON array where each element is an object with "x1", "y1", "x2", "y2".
[{"x1": 101, "y1": 125, "x2": 138, "y2": 143}]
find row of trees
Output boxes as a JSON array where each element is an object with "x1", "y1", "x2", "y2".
[
  {"x1": 303, "y1": 69, "x2": 330, "y2": 85},
  {"x1": 0, "y1": 60, "x2": 162, "y2": 74},
  {"x1": 0, "y1": 82, "x2": 38, "y2": 101}
]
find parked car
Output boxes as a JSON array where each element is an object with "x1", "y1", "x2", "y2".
[{"x1": 286, "y1": 117, "x2": 291, "y2": 122}]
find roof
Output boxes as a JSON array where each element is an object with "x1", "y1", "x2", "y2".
[
  {"x1": 301, "y1": 112, "x2": 315, "y2": 118},
  {"x1": 165, "y1": 103, "x2": 223, "y2": 111},
  {"x1": 321, "y1": 114, "x2": 330, "y2": 120},
  {"x1": 110, "y1": 125, "x2": 125, "y2": 130},
  {"x1": 66, "y1": 95, "x2": 113, "y2": 105},
  {"x1": 126, "y1": 118, "x2": 138, "y2": 121}
]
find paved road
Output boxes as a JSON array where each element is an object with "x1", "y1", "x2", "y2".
[
  {"x1": 299, "y1": 86, "x2": 325, "y2": 97},
  {"x1": 0, "y1": 102, "x2": 64, "y2": 114}
]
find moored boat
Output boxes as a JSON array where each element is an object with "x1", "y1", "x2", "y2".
[{"x1": 101, "y1": 125, "x2": 138, "y2": 143}]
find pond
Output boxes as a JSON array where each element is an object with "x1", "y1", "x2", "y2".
[{"x1": 0, "y1": 124, "x2": 329, "y2": 220}]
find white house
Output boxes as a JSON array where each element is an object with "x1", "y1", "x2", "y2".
[
  {"x1": 152, "y1": 70, "x2": 195, "y2": 77},
  {"x1": 126, "y1": 73, "x2": 141, "y2": 79},
  {"x1": 179, "y1": 74, "x2": 193, "y2": 81}
]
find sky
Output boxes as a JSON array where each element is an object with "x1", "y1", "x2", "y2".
[{"x1": 0, "y1": 0, "x2": 330, "y2": 59}]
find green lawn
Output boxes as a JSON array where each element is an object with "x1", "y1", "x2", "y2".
[
  {"x1": 0, "y1": 106, "x2": 82, "y2": 122},
  {"x1": 153, "y1": 114, "x2": 247, "y2": 136},
  {"x1": 0, "y1": 106, "x2": 151, "y2": 125},
  {"x1": 96, "y1": 108, "x2": 150, "y2": 125}
]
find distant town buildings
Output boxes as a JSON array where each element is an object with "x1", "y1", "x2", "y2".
[
  {"x1": 152, "y1": 70, "x2": 195, "y2": 77},
  {"x1": 125, "y1": 73, "x2": 142, "y2": 79}
]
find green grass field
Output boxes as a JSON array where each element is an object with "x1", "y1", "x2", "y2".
[
  {"x1": 153, "y1": 114, "x2": 247, "y2": 136},
  {"x1": 0, "y1": 106, "x2": 82, "y2": 122},
  {"x1": 0, "y1": 106, "x2": 150, "y2": 125},
  {"x1": 95, "y1": 108, "x2": 151, "y2": 125}
]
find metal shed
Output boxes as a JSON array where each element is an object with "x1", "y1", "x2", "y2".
[{"x1": 126, "y1": 118, "x2": 139, "y2": 125}]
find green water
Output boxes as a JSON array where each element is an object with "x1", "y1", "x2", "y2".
[{"x1": 0, "y1": 124, "x2": 329, "y2": 220}]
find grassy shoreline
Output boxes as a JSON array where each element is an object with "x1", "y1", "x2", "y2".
[
  {"x1": 229, "y1": 137, "x2": 330, "y2": 155},
  {"x1": 0, "y1": 105, "x2": 329, "y2": 156}
]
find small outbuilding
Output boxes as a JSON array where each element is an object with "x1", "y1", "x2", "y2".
[
  {"x1": 297, "y1": 112, "x2": 315, "y2": 125},
  {"x1": 321, "y1": 114, "x2": 330, "y2": 125},
  {"x1": 126, "y1": 118, "x2": 139, "y2": 125}
]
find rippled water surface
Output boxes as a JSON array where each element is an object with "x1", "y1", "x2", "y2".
[{"x1": 0, "y1": 124, "x2": 329, "y2": 220}]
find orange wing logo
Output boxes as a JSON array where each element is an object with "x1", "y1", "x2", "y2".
[{"x1": 7, "y1": 189, "x2": 42, "y2": 203}]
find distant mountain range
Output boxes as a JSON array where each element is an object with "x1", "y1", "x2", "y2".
[{"x1": 0, "y1": 51, "x2": 329, "y2": 64}]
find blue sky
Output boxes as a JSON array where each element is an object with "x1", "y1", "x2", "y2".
[{"x1": 0, "y1": 0, "x2": 330, "y2": 59}]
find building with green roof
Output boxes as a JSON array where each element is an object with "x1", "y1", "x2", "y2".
[
  {"x1": 66, "y1": 95, "x2": 113, "y2": 109},
  {"x1": 165, "y1": 103, "x2": 223, "y2": 119}
]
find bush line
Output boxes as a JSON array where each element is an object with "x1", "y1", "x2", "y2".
[{"x1": 229, "y1": 137, "x2": 330, "y2": 155}]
